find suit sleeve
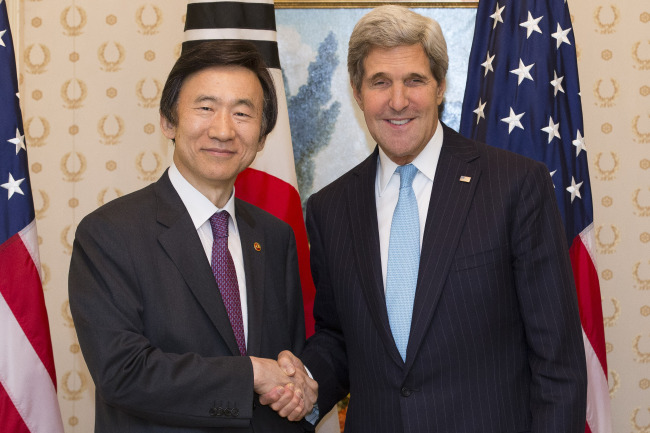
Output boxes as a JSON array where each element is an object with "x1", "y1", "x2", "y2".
[
  {"x1": 68, "y1": 212, "x2": 255, "y2": 428},
  {"x1": 300, "y1": 194, "x2": 351, "y2": 418},
  {"x1": 511, "y1": 161, "x2": 588, "y2": 433}
]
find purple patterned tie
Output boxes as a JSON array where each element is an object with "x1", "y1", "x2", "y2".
[{"x1": 209, "y1": 211, "x2": 246, "y2": 356}]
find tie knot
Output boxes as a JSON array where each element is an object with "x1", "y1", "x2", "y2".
[
  {"x1": 396, "y1": 163, "x2": 417, "y2": 189},
  {"x1": 209, "y1": 211, "x2": 230, "y2": 239}
]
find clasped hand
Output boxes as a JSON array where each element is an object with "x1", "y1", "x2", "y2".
[{"x1": 250, "y1": 351, "x2": 317, "y2": 421}]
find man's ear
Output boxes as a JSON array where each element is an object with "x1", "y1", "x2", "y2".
[
  {"x1": 436, "y1": 80, "x2": 447, "y2": 104},
  {"x1": 352, "y1": 82, "x2": 363, "y2": 110},
  {"x1": 257, "y1": 135, "x2": 267, "y2": 152},
  {"x1": 160, "y1": 114, "x2": 176, "y2": 140}
]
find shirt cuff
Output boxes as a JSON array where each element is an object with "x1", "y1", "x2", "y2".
[
  {"x1": 303, "y1": 366, "x2": 319, "y2": 424},
  {"x1": 305, "y1": 403, "x2": 319, "y2": 425}
]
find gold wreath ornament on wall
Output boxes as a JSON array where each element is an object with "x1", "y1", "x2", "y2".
[
  {"x1": 61, "y1": 151, "x2": 87, "y2": 182},
  {"x1": 33, "y1": 189, "x2": 49, "y2": 220},
  {"x1": 608, "y1": 370, "x2": 619, "y2": 398},
  {"x1": 24, "y1": 117, "x2": 50, "y2": 147},
  {"x1": 595, "y1": 224, "x2": 620, "y2": 254},
  {"x1": 632, "y1": 115, "x2": 650, "y2": 143},
  {"x1": 61, "y1": 6, "x2": 87, "y2": 37},
  {"x1": 61, "y1": 370, "x2": 88, "y2": 401},
  {"x1": 98, "y1": 115, "x2": 126, "y2": 145},
  {"x1": 98, "y1": 41, "x2": 126, "y2": 72},
  {"x1": 593, "y1": 5, "x2": 620, "y2": 34},
  {"x1": 593, "y1": 78, "x2": 619, "y2": 108},
  {"x1": 593, "y1": 152, "x2": 620, "y2": 181},
  {"x1": 24, "y1": 44, "x2": 51, "y2": 74},
  {"x1": 40, "y1": 263, "x2": 50, "y2": 288},
  {"x1": 61, "y1": 79, "x2": 88, "y2": 110},
  {"x1": 632, "y1": 188, "x2": 650, "y2": 217},
  {"x1": 632, "y1": 335, "x2": 650, "y2": 363},
  {"x1": 136, "y1": 152, "x2": 163, "y2": 182},
  {"x1": 630, "y1": 408, "x2": 650, "y2": 433},
  {"x1": 136, "y1": 78, "x2": 163, "y2": 108},
  {"x1": 136, "y1": 4, "x2": 163, "y2": 35},
  {"x1": 97, "y1": 188, "x2": 124, "y2": 207},
  {"x1": 603, "y1": 297, "x2": 620, "y2": 327},
  {"x1": 61, "y1": 225, "x2": 75, "y2": 255},
  {"x1": 61, "y1": 300, "x2": 75, "y2": 329},
  {"x1": 632, "y1": 40, "x2": 650, "y2": 70},
  {"x1": 633, "y1": 261, "x2": 650, "y2": 291}
]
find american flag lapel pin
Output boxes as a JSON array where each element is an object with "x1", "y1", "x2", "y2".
[{"x1": 459, "y1": 176, "x2": 472, "y2": 183}]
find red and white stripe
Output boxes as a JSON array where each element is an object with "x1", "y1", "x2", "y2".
[
  {"x1": 234, "y1": 68, "x2": 316, "y2": 336},
  {"x1": 0, "y1": 220, "x2": 64, "y2": 433},
  {"x1": 570, "y1": 223, "x2": 611, "y2": 433}
]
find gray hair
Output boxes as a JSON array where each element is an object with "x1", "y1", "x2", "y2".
[{"x1": 348, "y1": 5, "x2": 449, "y2": 92}]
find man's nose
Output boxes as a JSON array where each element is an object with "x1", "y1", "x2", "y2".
[
  {"x1": 208, "y1": 111, "x2": 235, "y2": 141},
  {"x1": 388, "y1": 84, "x2": 409, "y2": 112}
]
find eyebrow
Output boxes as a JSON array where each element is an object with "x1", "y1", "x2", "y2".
[
  {"x1": 367, "y1": 72, "x2": 430, "y2": 81},
  {"x1": 194, "y1": 95, "x2": 256, "y2": 109},
  {"x1": 367, "y1": 72, "x2": 388, "y2": 82}
]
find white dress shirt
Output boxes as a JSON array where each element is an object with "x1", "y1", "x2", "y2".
[
  {"x1": 168, "y1": 162, "x2": 248, "y2": 346},
  {"x1": 375, "y1": 120, "x2": 444, "y2": 291}
]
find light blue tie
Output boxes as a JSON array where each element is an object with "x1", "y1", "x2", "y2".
[{"x1": 386, "y1": 163, "x2": 420, "y2": 361}]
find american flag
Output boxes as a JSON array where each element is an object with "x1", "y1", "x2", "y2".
[
  {"x1": 459, "y1": 1, "x2": 611, "y2": 432},
  {"x1": 0, "y1": 2, "x2": 64, "y2": 432},
  {"x1": 183, "y1": 0, "x2": 316, "y2": 336}
]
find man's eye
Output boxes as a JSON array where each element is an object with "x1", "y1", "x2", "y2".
[{"x1": 407, "y1": 78, "x2": 424, "y2": 85}]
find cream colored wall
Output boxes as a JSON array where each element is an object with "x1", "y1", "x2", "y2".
[
  {"x1": 16, "y1": 1, "x2": 184, "y2": 431},
  {"x1": 571, "y1": 2, "x2": 650, "y2": 432},
  {"x1": 11, "y1": 0, "x2": 649, "y2": 432}
]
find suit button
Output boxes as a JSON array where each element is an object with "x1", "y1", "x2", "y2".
[
  {"x1": 232, "y1": 408, "x2": 239, "y2": 417},
  {"x1": 400, "y1": 387, "x2": 412, "y2": 397},
  {"x1": 209, "y1": 407, "x2": 218, "y2": 417},
  {"x1": 224, "y1": 408, "x2": 232, "y2": 417}
]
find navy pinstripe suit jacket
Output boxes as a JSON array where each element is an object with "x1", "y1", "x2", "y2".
[{"x1": 301, "y1": 124, "x2": 587, "y2": 433}]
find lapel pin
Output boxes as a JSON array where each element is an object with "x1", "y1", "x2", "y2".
[
  {"x1": 253, "y1": 242, "x2": 262, "y2": 252},
  {"x1": 459, "y1": 176, "x2": 471, "y2": 183}
]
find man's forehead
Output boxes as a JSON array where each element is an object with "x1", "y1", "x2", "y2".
[
  {"x1": 362, "y1": 45, "x2": 432, "y2": 77},
  {"x1": 180, "y1": 66, "x2": 263, "y2": 97}
]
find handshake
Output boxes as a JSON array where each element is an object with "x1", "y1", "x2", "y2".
[{"x1": 250, "y1": 350, "x2": 318, "y2": 422}]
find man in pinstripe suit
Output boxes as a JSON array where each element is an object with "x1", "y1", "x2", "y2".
[
  {"x1": 270, "y1": 5, "x2": 587, "y2": 432},
  {"x1": 69, "y1": 41, "x2": 316, "y2": 432}
]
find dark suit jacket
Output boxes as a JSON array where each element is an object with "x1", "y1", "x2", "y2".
[
  {"x1": 69, "y1": 171, "x2": 310, "y2": 433},
  {"x1": 301, "y1": 124, "x2": 587, "y2": 433}
]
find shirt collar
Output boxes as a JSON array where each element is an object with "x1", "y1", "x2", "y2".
[
  {"x1": 377, "y1": 119, "x2": 443, "y2": 195},
  {"x1": 168, "y1": 162, "x2": 239, "y2": 234}
]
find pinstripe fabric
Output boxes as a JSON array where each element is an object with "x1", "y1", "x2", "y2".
[{"x1": 302, "y1": 124, "x2": 587, "y2": 433}]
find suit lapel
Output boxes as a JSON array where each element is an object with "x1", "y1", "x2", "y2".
[
  {"x1": 235, "y1": 200, "x2": 265, "y2": 357},
  {"x1": 155, "y1": 173, "x2": 241, "y2": 356},
  {"x1": 348, "y1": 150, "x2": 405, "y2": 367},
  {"x1": 405, "y1": 126, "x2": 481, "y2": 372}
]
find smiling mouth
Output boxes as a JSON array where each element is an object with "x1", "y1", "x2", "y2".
[
  {"x1": 388, "y1": 119, "x2": 411, "y2": 125},
  {"x1": 205, "y1": 147, "x2": 234, "y2": 153}
]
